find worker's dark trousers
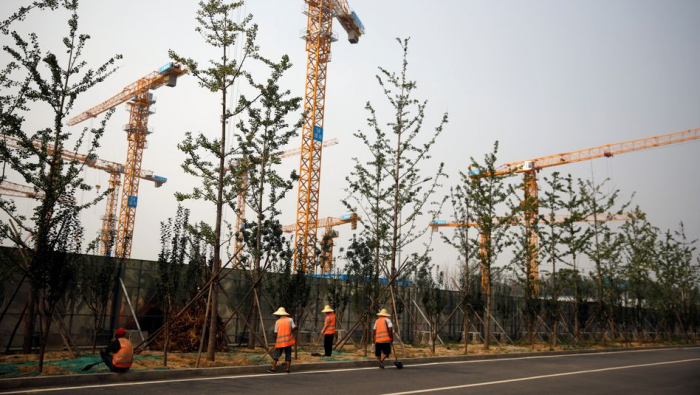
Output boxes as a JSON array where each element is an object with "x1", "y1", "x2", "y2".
[
  {"x1": 324, "y1": 334, "x2": 335, "y2": 356},
  {"x1": 100, "y1": 351, "x2": 129, "y2": 373}
]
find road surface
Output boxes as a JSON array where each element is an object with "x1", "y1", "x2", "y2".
[{"x1": 4, "y1": 347, "x2": 699, "y2": 394}]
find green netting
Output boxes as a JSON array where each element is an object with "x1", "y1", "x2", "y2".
[
  {"x1": 0, "y1": 350, "x2": 370, "y2": 378},
  {"x1": 0, "y1": 363, "x2": 23, "y2": 378},
  {"x1": 0, "y1": 355, "x2": 162, "y2": 378}
]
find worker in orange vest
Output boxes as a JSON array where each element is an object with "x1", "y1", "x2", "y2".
[
  {"x1": 321, "y1": 305, "x2": 336, "y2": 357},
  {"x1": 100, "y1": 327, "x2": 133, "y2": 373},
  {"x1": 373, "y1": 308, "x2": 393, "y2": 369},
  {"x1": 268, "y1": 307, "x2": 297, "y2": 373}
]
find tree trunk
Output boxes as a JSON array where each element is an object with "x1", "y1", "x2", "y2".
[
  {"x1": 37, "y1": 305, "x2": 54, "y2": 373},
  {"x1": 22, "y1": 286, "x2": 37, "y2": 354},
  {"x1": 551, "y1": 249, "x2": 558, "y2": 349},
  {"x1": 463, "y1": 311, "x2": 469, "y2": 354},
  {"x1": 248, "y1": 297, "x2": 258, "y2": 349},
  {"x1": 163, "y1": 313, "x2": 169, "y2": 366},
  {"x1": 484, "y1": 274, "x2": 491, "y2": 351},
  {"x1": 573, "y1": 256, "x2": 580, "y2": 343},
  {"x1": 528, "y1": 315, "x2": 534, "y2": 350},
  {"x1": 92, "y1": 326, "x2": 99, "y2": 354},
  {"x1": 361, "y1": 321, "x2": 368, "y2": 357}
]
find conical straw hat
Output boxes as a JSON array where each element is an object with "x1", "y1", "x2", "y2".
[
  {"x1": 321, "y1": 305, "x2": 334, "y2": 313},
  {"x1": 273, "y1": 307, "x2": 290, "y2": 316},
  {"x1": 377, "y1": 308, "x2": 391, "y2": 317}
]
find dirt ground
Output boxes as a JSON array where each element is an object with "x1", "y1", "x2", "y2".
[{"x1": 0, "y1": 341, "x2": 675, "y2": 378}]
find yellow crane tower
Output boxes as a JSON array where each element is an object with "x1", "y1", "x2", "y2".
[
  {"x1": 0, "y1": 134, "x2": 167, "y2": 256},
  {"x1": 284, "y1": 213, "x2": 358, "y2": 273},
  {"x1": 470, "y1": 127, "x2": 700, "y2": 284},
  {"x1": 294, "y1": 0, "x2": 365, "y2": 272},
  {"x1": 68, "y1": 62, "x2": 186, "y2": 258}
]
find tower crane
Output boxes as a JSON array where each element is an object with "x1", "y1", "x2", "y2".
[
  {"x1": 0, "y1": 134, "x2": 167, "y2": 256},
  {"x1": 284, "y1": 213, "x2": 358, "y2": 273},
  {"x1": 431, "y1": 212, "x2": 631, "y2": 292},
  {"x1": 294, "y1": 0, "x2": 364, "y2": 272},
  {"x1": 0, "y1": 180, "x2": 46, "y2": 200},
  {"x1": 0, "y1": 181, "x2": 79, "y2": 204},
  {"x1": 470, "y1": 127, "x2": 700, "y2": 283},
  {"x1": 68, "y1": 62, "x2": 187, "y2": 258}
]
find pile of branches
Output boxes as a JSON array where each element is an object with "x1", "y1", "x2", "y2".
[{"x1": 150, "y1": 305, "x2": 228, "y2": 352}]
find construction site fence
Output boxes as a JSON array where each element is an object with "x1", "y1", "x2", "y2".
[{"x1": 0, "y1": 249, "x2": 694, "y2": 352}]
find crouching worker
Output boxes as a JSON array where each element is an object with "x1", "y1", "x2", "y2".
[
  {"x1": 100, "y1": 327, "x2": 133, "y2": 373},
  {"x1": 268, "y1": 307, "x2": 297, "y2": 374},
  {"x1": 373, "y1": 309, "x2": 393, "y2": 369}
]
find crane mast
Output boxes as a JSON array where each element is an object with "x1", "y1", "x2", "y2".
[{"x1": 294, "y1": 0, "x2": 364, "y2": 272}]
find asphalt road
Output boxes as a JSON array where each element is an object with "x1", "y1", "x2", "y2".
[{"x1": 6, "y1": 347, "x2": 700, "y2": 395}]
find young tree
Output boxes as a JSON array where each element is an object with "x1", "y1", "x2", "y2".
[
  {"x1": 234, "y1": 53, "x2": 300, "y2": 348},
  {"x1": 266, "y1": 243, "x2": 311, "y2": 357},
  {"x1": 558, "y1": 175, "x2": 589, "y2": 342},
  {"x1": 580, "y1": 178, "x2": 626, "y2": 345},
  {"x1": 415, "y1": 261, "x2": 448, "y2": 354},
  {"x1": 79, "y1": 256, "x2": 118, "y2": 354},
  {"x1": 620, "y1": 207, "x2": 656, "y2": 343},
  {"x1": 156, "y1": 205, "x2": 189, "y2": 366},
  {"x1": 464, "y1": 142, "x2": 513, "y2": 350},
  {"x1": 673, "y1": 225, "x2": 699, "y2": 343},
  {"x1": 507, "y1": 188, "x2": 541, "y2": 349},
  {"x1": 343, "y1": 38, "x2": 447, "y2": 344},
  {"x1": 344, "y1": 235, "x2": 383, "y2": 354},
  {"x1": 325, "y1": 268, "x2": 350, "y2": 324},
  {"x1": 0, "y1": 0, "x2": 120, "y2": 370},
  {"x1": 441, "y1": 185, "x2": 475, "y2": 353},
  {"x1": 651, "y1": 223, "x2": 698, "y2": 342},
  {"x1": 169, "y1": 0, "x2": 284, "y2": 361},
  {"x1": 538, "y1": 172, "x2": 566, "y2": 348}
]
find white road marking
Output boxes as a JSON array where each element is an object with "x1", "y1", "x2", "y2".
[
  {"x1": 381, "y1": 358, "x2": 700, "y2": 395},
  {"x1": 1, "y1": 347, "x2": 696, "y2": 394}
]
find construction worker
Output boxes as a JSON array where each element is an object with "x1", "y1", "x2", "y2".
[
  {"x1": 268, "y1": 307, "x2": 297, "y2": 373},
  {"x1": 373, "y1": 308, "x2": 393, "y2": 369},
  {"x1": 100, "y1": 327, "x2": 133, "y2": 373},
  {"x1": 320, "y1": 305, "x2": 336, "y2": 357}
]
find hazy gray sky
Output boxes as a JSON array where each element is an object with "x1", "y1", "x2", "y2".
[{"x1": 2, "y1": 0, "x2": 699, "y2": 276}]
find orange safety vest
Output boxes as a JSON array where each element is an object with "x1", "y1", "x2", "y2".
[
  {"x1": 275, "y1": 317, "x2": 295, "y2": 348},
  {"x1": 374, "y1": 317, "x2": 391, "y2": 344},
  {"x1": 323, "y1": 313, "x2": 336, "y2": 335},
  {"x1": 113, "y1": 337, "x2": 133, "y2": 368}
]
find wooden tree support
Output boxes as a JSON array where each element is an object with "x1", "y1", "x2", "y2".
[
  {"x1": 195, "y1": 284, "x2": 213, "y2": 368},
  {"x1": 50, "y1": 310, "x2": 76, "y2": 358}
]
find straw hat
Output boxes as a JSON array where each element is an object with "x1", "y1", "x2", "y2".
[
  {"x1": 321, "y1": 305, "x2": 334, "y2": 313},
  {"x1": 273, "y1": 307, "x2": 290, "y2": 316},
  {"x1": 377, "y1": 308, "x2": 391, "y2": 317}
]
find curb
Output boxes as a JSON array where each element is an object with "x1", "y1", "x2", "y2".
[{"x1": 1, "y1": 344, "x2": 697, "y2": 392}]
